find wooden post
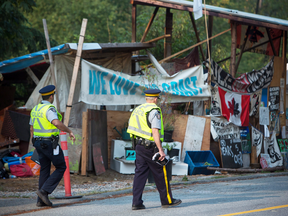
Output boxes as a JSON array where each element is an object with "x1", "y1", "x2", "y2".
[
  {"x1": 266, "y1": 28, "x2": 277, "y2": 56},
  {"x1": 230, "y1": 21, "x2": 237, "y2": 77},
  {"x1": 63, "y1": 19, "x2": 88, "y2": 126},
  {"x1": 81, "y1": 111, "x2": 88, "y2": 175},
  {"x1": 164, "y1": 8, "x2": 173, "y2": 58},
  {"x1": 140, "y1": 7, "x2": 159, "y2": 42},
  {"x1": 42, "y1": 19, "x2": 60, "y2": 111},
  {"x1": 235, "y1": 26, "x2": 251, "y2": 72},
  {"x1": 25, "y1": 67, "x2": 39, "y2": 85},
  {"x1": 144, "y1": 34, "x2": 170, "y2": 43},
  {"x1": 188, "y1": 12, "x2": 205, "y2": 61},
  {"x1": 206, "y1": 16, "x2": 213, "y2": 60},
  {"x1": 132, "y1": 4, "x2": 136, "y2": 43}
]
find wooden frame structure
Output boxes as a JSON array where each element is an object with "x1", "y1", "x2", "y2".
[{"x1": 130, "y1": 0, "x2": 287, "y2": 77}]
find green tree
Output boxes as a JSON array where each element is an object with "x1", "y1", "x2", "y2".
[{"x1": 0, "y1": 0, "x2": 56, "y2": 61}]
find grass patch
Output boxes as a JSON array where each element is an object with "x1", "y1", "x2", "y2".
[{"x1": 182, "y1": 175, "x2": 189, "y2": 181}]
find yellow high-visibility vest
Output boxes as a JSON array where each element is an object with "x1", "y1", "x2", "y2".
[
  {"x1": 127, "y1": 103, "x2": 164, "y2": 141},
  {"x1": 31, "y1": 104, "x2": 62, "y2": 137}
]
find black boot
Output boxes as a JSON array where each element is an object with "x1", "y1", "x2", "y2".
[{"x1": 36, "y1": 189, "x2": 52, "y2": 206}]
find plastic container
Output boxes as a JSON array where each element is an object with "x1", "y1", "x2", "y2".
[
  {"x1": 9, "y1": 175, "x2": 17, "y2": 179},
  {"x1": 125, "y1": 150, "x2": 136, "y2": 160},
  {"x1": 184, "y1": 151, "x2": 219, "y2": 175},
  {"x1": 25, "y1": 156, "x2": 40, "y2": 176}
]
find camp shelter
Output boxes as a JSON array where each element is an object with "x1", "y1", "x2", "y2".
[
  {"x1": 0, "y1": 42, "x2": 156, "y2": 127},
  {"x1": 130, "y1": 0, "x2": 288, "y2": 169}
]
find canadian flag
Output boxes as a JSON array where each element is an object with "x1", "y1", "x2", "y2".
[{"x1": 218, "y1": 87, "x2": 250, "y2": 126}]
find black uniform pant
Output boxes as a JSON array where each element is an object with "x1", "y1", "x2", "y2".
[
  {"x1": 34, "y1": 139, "x2": 66, "y2": 202},
  {"x1": 133, "y1": 144, "x2": 173, "y2": 206}
]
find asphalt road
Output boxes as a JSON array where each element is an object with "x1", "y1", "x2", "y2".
[{"x1": 13, "y1": 174, "x2": 288, "y2": 216}]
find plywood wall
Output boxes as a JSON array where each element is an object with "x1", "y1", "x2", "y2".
[{"x1": 107, "y1": 110, "x2": 131, "y2": 168}]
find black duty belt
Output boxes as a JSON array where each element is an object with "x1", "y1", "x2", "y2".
[
  {"x1": 35, "y1": 137, "x2": 53, "y2": 141},
  {"x1": 136, "y1": 137, "x2": 156, "y2": 149}
]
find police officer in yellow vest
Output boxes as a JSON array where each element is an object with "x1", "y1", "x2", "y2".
[
  {"x1": 29, "y1": 85, "x2": 75, "y2": 207},
  {"x1": 127, "y1": 89, "x2": 181, "y2": 210}
]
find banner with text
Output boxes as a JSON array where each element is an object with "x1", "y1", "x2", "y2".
[
  {"x1": 80, "y1": 60, "x2": 210, "y2": 105},
  {"x1": 207, "y1": 58, "x2": 274, "y2": 94},
  {"x1": 211, "y1": 117, "x2": 240, "y2": 142}
]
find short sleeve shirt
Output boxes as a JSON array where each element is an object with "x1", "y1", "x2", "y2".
[
  {"x1": 29, "y1": 101, "x2": 59, "y2": 125},
  {"x1": 148, "y1": 109, "x2": 161, "y2": 129}
]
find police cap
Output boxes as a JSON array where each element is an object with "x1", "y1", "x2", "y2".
[
  {"x1": 39, "y1": 85, "x2": 56, "y2": 96},
  {"x1": 144, "y1": 89, "x2": 161, "y2": 97}
]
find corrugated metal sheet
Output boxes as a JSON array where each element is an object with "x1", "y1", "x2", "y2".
[{"x1": 155, "y1": 0, "x2": 288, "y2": 27}]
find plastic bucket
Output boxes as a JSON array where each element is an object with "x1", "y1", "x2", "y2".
[{"x1": 25, "y1": 156, "x2": 40, "y2": 176}]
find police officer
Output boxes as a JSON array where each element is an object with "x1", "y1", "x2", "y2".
[
  {"x1": 29, "y1": 85, "x2": 75, "y2": 207},
  {"x1": 127, "y1": 89, "x2": 181, "y2": 210}
]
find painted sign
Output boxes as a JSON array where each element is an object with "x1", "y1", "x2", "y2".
[{"x1": 80, "y1": 59, "x2": 210, "y2": 105}]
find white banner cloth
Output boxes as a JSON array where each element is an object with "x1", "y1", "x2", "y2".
[
  {"x1": 251, "y1": 126, "x2": 263, "y2": 157},
  {"x1": 80, "y1": 59, "x2": 210, "y2": 105}
]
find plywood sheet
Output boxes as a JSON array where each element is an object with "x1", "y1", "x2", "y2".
[
  {"x1": 107, "y1": 110, "x2": 131, "y2": 168},
  {"x1": 181, "y1": 116, "x2": 206, "y2": 161},
  {"x1": 172, "y1": 114, "x2": 188, "y2": 145},
  {"x1": 92, "y1": 142, "x2": 106, "y2": 175},
  {"x1": 88, "y1": 110, "x2": 107, "y2": 170},
  {"x1": 201, "y1": 116, "x2": 211, "y2": 150},
  {"x1": 67, "y1": 127, "x2": 82, "y2": 173}
]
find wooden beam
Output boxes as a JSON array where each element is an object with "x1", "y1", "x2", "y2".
[
  {"x1": 159, "y1": 28, "x2": 231, "y2": 64},
  {"x1": 132, "y1": 0, "x2": 288, "y2": 31},
  {"x1": 144, "y1": 34, "x2": 170, "y2": 43},
  {"x1": 282, "y1": 31, "x2": 287, "y2": 77},
  {"x1": 266, "y1": 28, "x2": 277, "y2": 56},
  {"x1": 140, "y1": 7, "x2": 159, "y2": 42},
  {"x1": 230, "y1": 21, "x2": 237, "y2": 77},
  {"x1": 217, "y1": 35, "x2": 283, "y2": 64},
  {"x1": 235, "y1": 26, "x2": 251, "y2": 72},
  {"x1": 188, "y1": 12, "x2": 205, "y2": 61},
  {"x1": 43, "y1": 19, "x2": 60, "y2": 111},
  {"x1": 164, "y1": 8, "x2": 173, "y2": 58},
  {"x1": 64, "y1": 19, "x2": 88, "y2": 126},
  {"x1": 132, "y1": 4, "x2": 137, "y2": 43},
  {"x1": 25, "y1": 67, "x2": 39, "y2": 85},
  {"x1": 207, "y1": 166, "x2": 284, "y2": 173},
  {"x1": 81, "y1": 111, "x2": 88, "y2": 176},
  {"x1": 206, "y1": 16, "x2": 213, "y2": 60}
]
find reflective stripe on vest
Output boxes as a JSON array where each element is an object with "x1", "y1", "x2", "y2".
[
  {"x1": 127, "y1": 103, "x2": 164, "y2": 141},
  {"x1": 31, "y1": 104, "x2": 62, "y2": 137}
]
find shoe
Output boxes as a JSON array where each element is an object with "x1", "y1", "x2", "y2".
[
  {"x1": 36, "y1": 201, "x2": 48, "y2": 207},
  {"x1": 132, "y1": 204, "x2": 146, "y2": 210},
  {"x1": 36, "y1": 189, "x2": 52, "y2": 206},
  {"x1": 162, "y1": 199, "x2": 182, "y2": 208}
]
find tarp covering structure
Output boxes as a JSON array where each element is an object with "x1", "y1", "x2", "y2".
[{"x1": 0, "y1": 43, "x2": 101, "y2": 74}]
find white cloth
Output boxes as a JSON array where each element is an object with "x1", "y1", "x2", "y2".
[{"x1": 194, "y1": 0, "x2": 203, "y2": 20}]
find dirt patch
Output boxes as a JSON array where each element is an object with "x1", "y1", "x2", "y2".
[{"x1": 0, "y1": 169, "x2": 134, "y2": 192}]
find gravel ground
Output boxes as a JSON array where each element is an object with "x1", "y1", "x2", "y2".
[{"x1": 0, "y1": 173, "x2": 228, "y2": 199}]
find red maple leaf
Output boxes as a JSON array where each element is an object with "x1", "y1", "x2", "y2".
[
  {"x1": 228, "y1": 98, "x2": 240, "y2": 116},
  {"x1": 228, "y1": 98, "x2": 235, "y2": 115}
]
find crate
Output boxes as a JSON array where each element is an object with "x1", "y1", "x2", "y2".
[{"x1": 184, "y1": 151, "x2": 219, "y2": 175}]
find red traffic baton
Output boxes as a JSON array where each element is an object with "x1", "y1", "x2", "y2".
[{"x1": 55, "y1": 131, "x2": 82, "y2": 199}]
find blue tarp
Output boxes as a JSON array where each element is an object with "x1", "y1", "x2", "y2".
[{"x1": 0, "y1": 44, "x2": 68, "y2": 74}]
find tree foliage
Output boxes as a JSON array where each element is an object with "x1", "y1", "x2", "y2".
[
  {"x1": 0, "y1": 0, "x2": 56, "y2": 61},
  {"x1": 1, "y1": 0, "x2": 287, "y2": 76}
]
